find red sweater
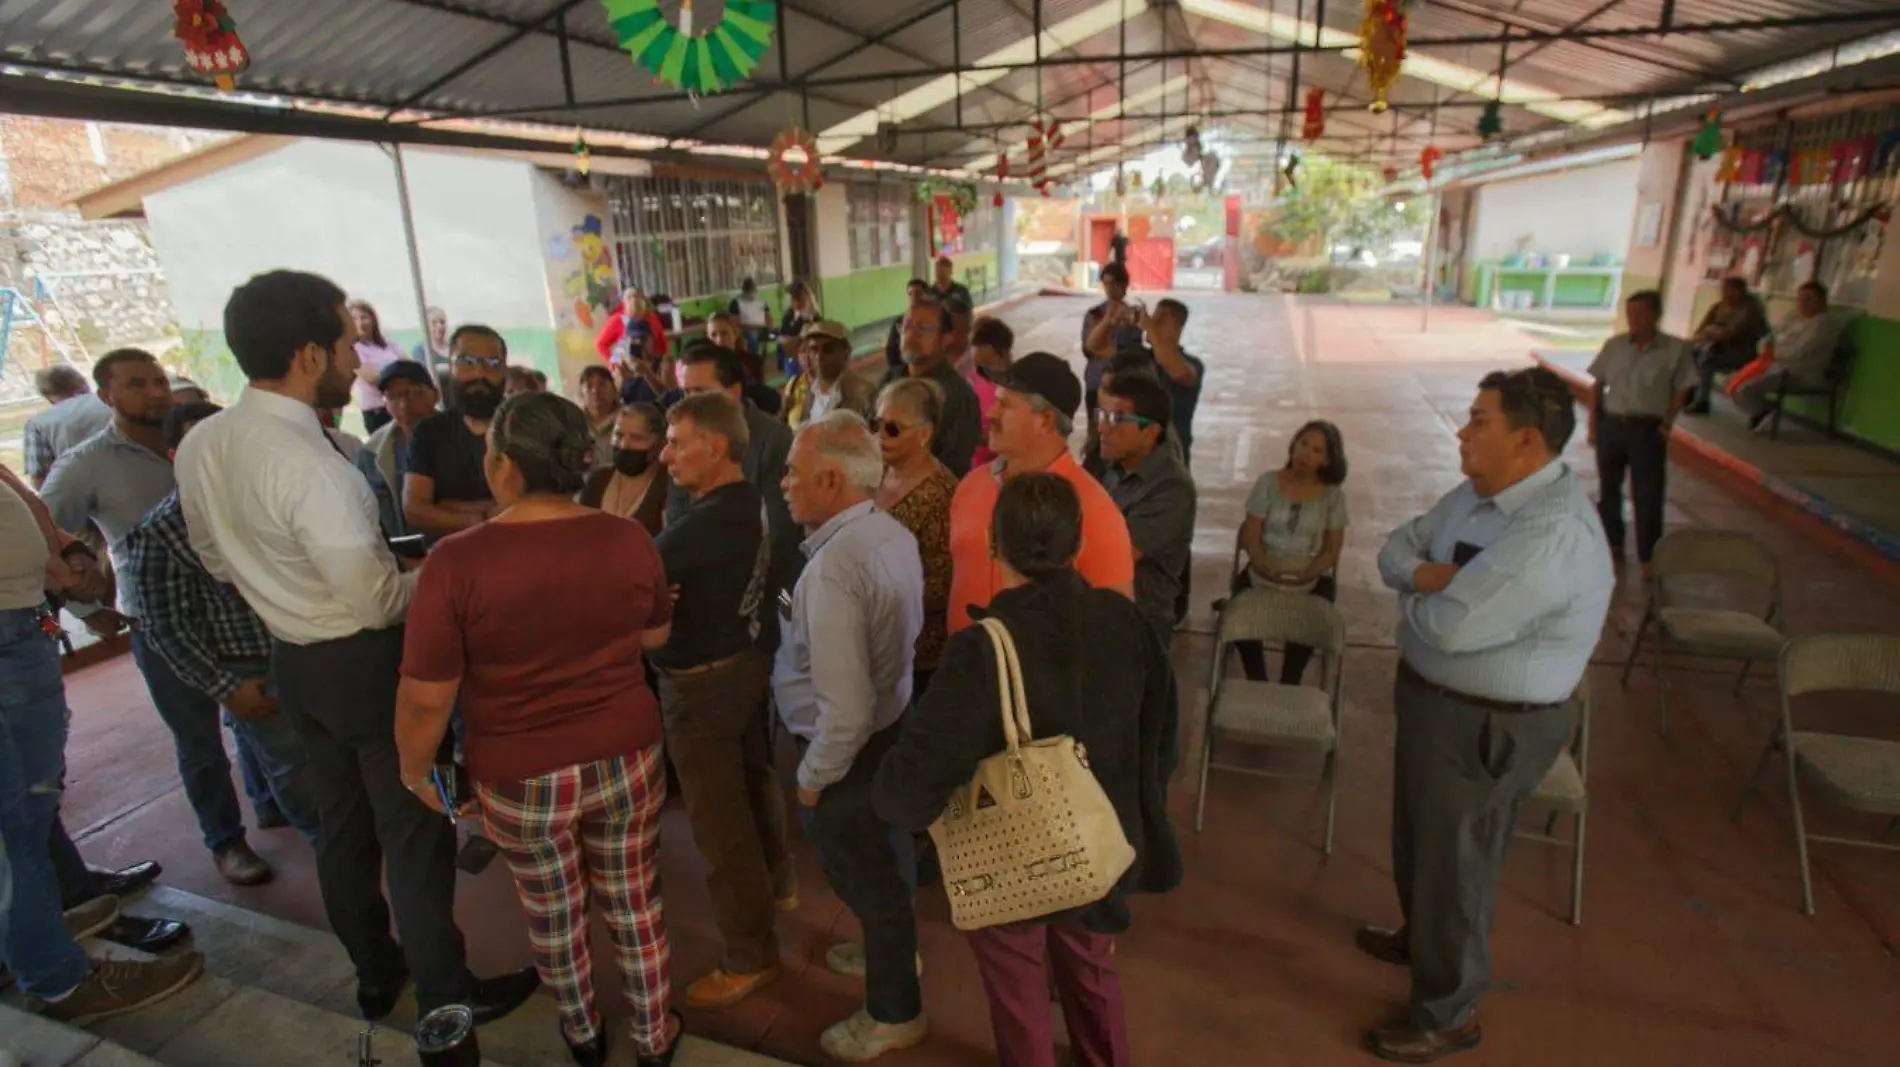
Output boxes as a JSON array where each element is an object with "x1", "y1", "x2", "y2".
[{"x1": 595, "y1": 306, "x2": 671, "y2": 362}]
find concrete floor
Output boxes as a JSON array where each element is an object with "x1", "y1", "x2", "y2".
[{"x1": 53, "y1": 292, "x2": 1900, "y2": 1066}]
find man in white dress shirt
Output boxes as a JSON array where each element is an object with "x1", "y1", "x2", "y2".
[
  {"x1": 174, "y1": 270, "x2": 536, "y2": 1024},
  {"x1": 1361, "y1": 367, "x2": 1613, "y2": 1063}
]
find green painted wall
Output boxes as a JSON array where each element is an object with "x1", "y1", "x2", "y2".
[
  {"x1": 1469, "y1": 261, "x2": 1621, "y2": 309},
  {"x1": 817, "y1": 251, "x2": 1001, "y2": 333}
]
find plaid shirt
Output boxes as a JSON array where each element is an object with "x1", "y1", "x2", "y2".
[
  {"x1": 23, "y1": 420, "x2": 57, "y2": 483},
  {"x1": 122, "y1": 491, "x2": 272, "y2": 702}
]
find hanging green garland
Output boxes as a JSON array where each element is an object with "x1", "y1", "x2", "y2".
[
  {"x1": 1712, "y1": 202, "x2": 1890, "y2": 240},
  {"x1": 603, "y1": 0, "x2": 777, "y2": 94}
]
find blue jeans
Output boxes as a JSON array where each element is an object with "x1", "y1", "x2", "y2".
[
  {"x1": 225, "y1": 661, "x2": 321, "y2": 848},
  {"x1": 0, "y1": 607, "x2": 91, "y2": 998}
]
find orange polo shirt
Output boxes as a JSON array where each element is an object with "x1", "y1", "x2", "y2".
[{"x1": 947, "y1": 451, "x2": 1137, "y2": 632}]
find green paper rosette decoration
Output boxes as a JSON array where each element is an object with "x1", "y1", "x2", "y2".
[{"x1": 603, "y1": 0, "x2": 776, "y2": 94}]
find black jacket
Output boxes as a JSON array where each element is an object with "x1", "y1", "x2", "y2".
[{"x1": 873, "y1": 570, "x2": 1184, "y2": 932}]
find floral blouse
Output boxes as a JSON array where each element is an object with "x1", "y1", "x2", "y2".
[{"x1": 887, "y1": 461, "x2": 961, "y2": 671}]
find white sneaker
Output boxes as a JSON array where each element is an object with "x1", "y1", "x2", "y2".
[
  {"x1": 825, "y1": 942, "x2": 923, "y2": 979},
  {"x1": 819, "y1": 1008, "x2": 928, "y2": 1063}
]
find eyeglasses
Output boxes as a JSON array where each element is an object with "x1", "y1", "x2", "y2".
[
  {"x1": 866, "y1": 417, "x2": 912, "y2": 439},
  {"x1": 453, "y1": 355, "x2": 506, "y2": 370},
  {"x1": 1094, "y1": 410, "x2": 1154, "y2": 430}
]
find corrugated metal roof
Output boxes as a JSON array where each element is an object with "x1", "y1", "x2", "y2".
[{"x1": 2, "y1": 0, "x2": 1897, "y2": 178}]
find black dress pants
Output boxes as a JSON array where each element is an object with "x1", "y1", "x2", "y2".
[
  {"x1": 1596, "y1": 414, "x2": 1669, "y2": 563},
  {"x1": 271, "y1": 626, "x2": 473, "y2": 1011}
]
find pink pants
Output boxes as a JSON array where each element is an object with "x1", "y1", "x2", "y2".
[{"x1": 965, "y1": 919, "x2": 1131, "y2": 1067}]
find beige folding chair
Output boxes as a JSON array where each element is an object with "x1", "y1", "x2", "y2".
[
  {"x1": 1514, "y1": 679, "x2": 1592, "y2": 925},
  {"x1": 1732, "y1": 633, "x2": 1900, "y2": 916},
  {"x1": 1195, "y1": 587, "x2": 1347, "y2": 852},
  {"x1": 1619, "y1": 529, "x2": 1785, "y2": 736}
]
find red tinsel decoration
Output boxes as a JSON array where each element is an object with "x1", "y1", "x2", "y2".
[
  {"x1": 1419, "y1": 144, "x2": 1443, "y2": 181},
  {"x1": 1302, "y1": 88, "x2": 1325, "y2": 143},
  {"x1": 174, "y1": 1, "x2": 250, "y2": 91}
]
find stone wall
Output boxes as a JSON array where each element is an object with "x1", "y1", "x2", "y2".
[{"x1": 0, "y1": 117, "x2": 227, "y2": 369}]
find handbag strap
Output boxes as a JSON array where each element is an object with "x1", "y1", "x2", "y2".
[{"x1": 978, "y1": 617, "x2": 1034, "y2": 749}]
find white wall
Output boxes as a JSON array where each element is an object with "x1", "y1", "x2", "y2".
[
  {"x1": 813, "y1": 181, "x2": 851, "y2": 282},
  {"x1": 1467, "y1": 157, "x2": 1643, "y2": 263},
  {"x1": 145, "y1": 140, "x2": 549, "y2": 336}
]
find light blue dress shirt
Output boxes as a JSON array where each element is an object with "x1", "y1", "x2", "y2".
[
  {"x1": 772, "y1": 500, "x2": 925, "y2": 793},
  {"x1": 1377, "y1": 460, "x2": 1613, "y2": 704}
]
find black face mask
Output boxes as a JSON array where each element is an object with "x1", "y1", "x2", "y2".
[
  {"x1": 455, "y1": 380, "x2": 501, "y2": 420},
  {"x1": 612, "y1": 448, "x2": 655, "y2": 477}
]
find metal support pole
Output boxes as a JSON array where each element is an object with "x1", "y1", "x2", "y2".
[
  {"x1": 1420, "y1": 192, "x2": 1439, "y2": 333},
  {"x1": 388, "y1": 144, "x2": 432, "y2": 358},
  {"x1": 953, "y1": 0, "x2": 963, "y2": 131}
]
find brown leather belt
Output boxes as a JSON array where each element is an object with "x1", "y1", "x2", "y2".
[
  {"x1": 654, "y1": 650, "x2": 747, "y2": 678},
  {"x1": 1397, "y1": 661, "x2": 1563, "y2": 714}
]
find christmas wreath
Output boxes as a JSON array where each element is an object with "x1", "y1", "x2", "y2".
[
  {"x1": 767, "y1": 127, "x2": 823, "y2": 192},
  {"x1": 602, "y1": 0, "x2": 777, "y2": 94},
  {"x1": 174, "y1": 0, "x2": 250, "y2": 91}
]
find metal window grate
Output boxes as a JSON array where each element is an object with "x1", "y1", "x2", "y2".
[{"x1": 603, "y1": 174, "x2": 783, "y2": 302}]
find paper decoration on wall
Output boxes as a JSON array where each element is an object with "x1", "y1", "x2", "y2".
[
  {"x1": 572, "y1": 134, "x2": 592, "y2": 177},
  {"x1": 766, "y1": 127, "x2": 822, "y2": 193},
  {"x1": 1478, "y1": 101, "x2": 1503, "y2": 142},
  {"x1": 1359, "y1": 0, "x2": 1411, "y2": 113},
  {"x1": 1690, "y1": 111, "x2": 1724, "y2": 160},
  {"x1": 602, "y1": 0, "x2": 777, "y2": 94},
  {"x1": 173, "y1": 1, "x2": 250, "y2": 91},
  {"x1": 1418, "y1": 144, "x2": 1442, "y2": 181},
  {"x1": 1302, "y1": 89, "x2": 1326, "y2": 143}
]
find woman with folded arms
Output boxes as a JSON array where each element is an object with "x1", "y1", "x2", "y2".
[{"x1": 396, "y1": 393, "x2": 681, "y2": 1067}]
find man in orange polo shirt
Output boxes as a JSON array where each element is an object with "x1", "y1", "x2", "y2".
[{"x1": 948, "y1": 352, "x2": 1135, "y2": 631}]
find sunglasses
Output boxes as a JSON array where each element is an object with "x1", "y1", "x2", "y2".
[
  {"x1": 453, "y1": 355, "x2": 506, "y2": 370},
  {"x1": 1094, "y1": 410, "x2": 1155, "y2": 430},
  {"x1": 866, "y1": 417, "x2": 913, "y2": 439}
]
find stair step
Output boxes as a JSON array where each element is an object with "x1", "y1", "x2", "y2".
[
  {"x1": 103, "y1": 884, "x2": 792, "y2": 1066},
  {"x1": 0, "y1": 1002, "x2": 166, "y2": 1067}
]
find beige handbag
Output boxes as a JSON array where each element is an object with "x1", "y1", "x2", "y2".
[{"x1": 928, "y1": 617, "x2": 1137, "y2": 931}]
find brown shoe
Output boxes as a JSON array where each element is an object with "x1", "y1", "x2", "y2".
[
  {"x1": 683, "y1": 965, "x2": 780, "y2": 1010},
  {"x1": 1364, "y1": 1014, "x2": 1482, "y2": 1064},
  {"x1": 35, "y1": 952, "x2": 206, "y2": 1026},
  {"x1": 213, "y1": 841, "x2": 273, "y2": 886},
  {"x1": 63, "y1": 895, "x2": 122, "y2": 941},
  {"x1": 1355, "y1": 925, "x2": 1410, "y2": 967}
]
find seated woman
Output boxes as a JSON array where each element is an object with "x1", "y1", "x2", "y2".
[
  {"x1": 396, "y1": 393, "x2": 682, "y2": 1067},
  {"x1": 874, "y1": 472, "x2": 1182, "y2": 1067},
  {"x1": 578, "y1": 402, "x2": 670, "y2": 535},
  {"x1": 1235, "y1": 420, "x2": 1348, "y2": 685}
]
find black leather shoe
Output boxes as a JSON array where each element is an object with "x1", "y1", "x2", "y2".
[
  {"x1": 100, "y1": 915, "x2": 191, "y2": 954},
  {"x1": 1355, "y1": 926, "x2": 1410, "y2": 968},
  {"x1": 1365, "y1": 1013, "x2": 1482, "y2": 1064},
  {"x1": 635, "y1": 1011, "x2": 684, "y2": 1067},
  {"x1": 356, "y1": 960, "x2": 410, "y2": 1021},
  {"x1": 94, "y1": 861, "x2": 162, "y2": 898},
  {"x1": 565, "y1": 1026, "x2": 608, "y2": 1067},
  {"x1": 468, "y1": 967, "x2": 540, "y2": 1026}
]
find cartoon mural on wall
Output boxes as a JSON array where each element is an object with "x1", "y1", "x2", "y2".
[{"x1": 560, "y1": 215, "x2": 619, "y2": 328}]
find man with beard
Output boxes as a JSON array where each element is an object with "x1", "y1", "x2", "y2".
[
  {"x1": 175, "y1": 271, "x2": 539, "y2": 1026},
  {"x1": 404, "y1": 326, "x2": 507, "y2": 542},
  {"x1": 882, "y1": 298, "x2": 981, "y2": 477},
  {"x1": 41, "y1": 349, "x2": 275, "y2": 886}
]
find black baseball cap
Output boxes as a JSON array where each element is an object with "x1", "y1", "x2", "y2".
[
  {"x1": 996, "y1": 353, "x2": 1083, "y2": 422},
  {"x1": 378, "y1": 359, "x2": 437, "y2": 393}
]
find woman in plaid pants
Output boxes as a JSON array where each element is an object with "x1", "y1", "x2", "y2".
[{"x1": 397, "y1": 393, "x2": 682, "y2": 1067}]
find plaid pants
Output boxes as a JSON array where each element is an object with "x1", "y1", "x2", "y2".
[{"x1": 477, "y1": 744, "x2": 670, "y2": 1054}]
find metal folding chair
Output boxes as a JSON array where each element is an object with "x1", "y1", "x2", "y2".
[
  {"x1": 1514, "y1": 679, "x2": 1593, "y2": 925},
  {"x1": 1620, "y1": 528, "x2": 1785, "y2": 736},
  {"x1": 1194, "y1": 587, "x2": 1347, "y2": 852},
  {"x1": 1732, "y1": 633, "x2": 1900, "y2": 916}
]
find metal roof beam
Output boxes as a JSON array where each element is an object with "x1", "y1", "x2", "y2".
[
  {"x1": 387, "y1": 0, "x2": 592, "y2": 117},
  {"x1": 424, "y1": 8, "x2": 1900, "y2": 124},
  {"x1": 1426, "y1": 0, "x2": 1725, "y2": 87}
]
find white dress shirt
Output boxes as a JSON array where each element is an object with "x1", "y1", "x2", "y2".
[
  {"x1": 1377, "y1": 460, "x2": 1613, "y2": 704},
  {"x1": 174, "y1": 386, "x2": 414, "y2": 646}
]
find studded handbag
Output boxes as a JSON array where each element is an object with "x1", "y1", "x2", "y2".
[{"x1": 928, "y1": 617, "x2": 1137, "y2": 931}]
